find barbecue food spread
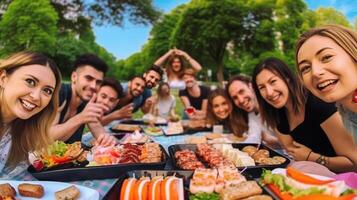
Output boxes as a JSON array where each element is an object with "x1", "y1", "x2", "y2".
[
  {"x1": 0, "y1": 183, "x2": 16, "y2": 199},
  {"x1": 112, "y1": 124, "x2": 141, "y2": 132}
]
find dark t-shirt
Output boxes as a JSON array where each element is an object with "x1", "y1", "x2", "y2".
[
  {"x1": 179, "y1": 85, "x2": 210, "y2": 110},
  {"x1": 58, "y1": 84, "x2": 86, "y2": 144},
  {"x1": 277, "y1": 93, "x2": 337, "y2": 157}
]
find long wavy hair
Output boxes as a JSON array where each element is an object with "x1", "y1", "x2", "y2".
[
  {"x1": 0, "y1": 52, "x2": 61, "y2": 166},
  {"x1": 166, "y1": 55, "x2": 186, "y2": 80},
  {"x1": 207, "y1": 88, "x2": 248, "y2": 136},
  {"x1": 295, "y1": 24, "x2": 357, "y2": 76},
  {"x1": 252, "y1": 57, "x2": 306, "y2": 129}
]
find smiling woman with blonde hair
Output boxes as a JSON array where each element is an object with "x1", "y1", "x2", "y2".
[{"x1": 0, "y1": 51, "x2": 61, "y2": 172}]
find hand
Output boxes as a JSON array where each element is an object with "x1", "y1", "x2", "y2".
[
  {"x1": 94, "y1": 133, "x2": 117, "y2": 146},
  {"x1": 185, "y1": 106, "x2": 196, "y2": 119},
  {"x1": 287, "y1": 141, "x2": 312, "y2": 161},
  {"x1": 80, "y1": 94, "x2": 109, "y2": 124},
  {"x1": 114, "y1": 103, "x2": 133, "y2": 119}
]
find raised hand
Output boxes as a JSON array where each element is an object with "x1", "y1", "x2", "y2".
[{"x1": 79, "y1": 93, "x2": 110, "y2": 124}]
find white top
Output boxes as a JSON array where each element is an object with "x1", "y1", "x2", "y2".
[
  {"x1": 0, "y1": 130, "x2": 11, "y2": 173},
  {"x1": 243, "y1": 112, "x2": 263, "y2": 143},
  {"x1": 169, "y1": 79, "x2": 186, "y2": 90},
  {"x1": 154, "y1": 95, "x2": 176, "y2": 118}
]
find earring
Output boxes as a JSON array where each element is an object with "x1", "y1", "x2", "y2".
[{"x1": 352, "y1": 89, "x2": 357, "y2": 103}]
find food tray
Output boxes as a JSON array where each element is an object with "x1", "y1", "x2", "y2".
[
  {"x1": 28, "y1": 144, "x2": 169, "y2": 182},
  {"x1": 168, "y1": 143, "x2": 290, "y2": 178},
  {"x1": 120, "y1": 119, "x2": 167, "y2": 126},
  {"x1": 117, "y1": 170, "x2": 277, "y2": 199},
  {"x1": 163, "y1": 127, "x2": 212, "y2": 136},
  {"x1": 109, "y1": 124, "x2": 141, "y2": 133}
]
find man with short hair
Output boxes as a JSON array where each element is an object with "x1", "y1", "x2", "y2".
[
  {"x1": 116, "y1": 76, "x2": 152, "y2": 113},
  {"x1": 227, "y1": 74, "x2": 279, "y2": 146},
  {"x1": 97, "y1": 77, "x2": 134, "y2": 126},
  {"x1": 51, "y1": 54, "x2": 116, "y2": 145},
  {"x1": 143, "y1": 65, "x2": 164, "y2": 89},
  {"x1": 179, "y1": 69, "x2": 210, "y2": 119}
]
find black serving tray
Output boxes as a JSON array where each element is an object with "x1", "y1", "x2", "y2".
[
  {"x1": 168, "y1": 143, "x2": 290, "y2": 178},
  {"x1": 120, "y1": 119, "x2": 167, "y2": 126},
  {"x1": 117, "y1": 170, "x2": 277, "y2": 200},
  {"x1": 163, "y1": 127, "x2": 212, "y2": 136},
  {"x1": 28, "y1": 144, "x2": 169, "y2": 182}
]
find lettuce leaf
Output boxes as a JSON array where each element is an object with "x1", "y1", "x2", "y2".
[{"x1": 189, "y1": 192, "x2": 220, "y2": 200}]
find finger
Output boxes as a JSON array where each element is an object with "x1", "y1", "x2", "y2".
[
  {"x1": 89, "y1": 93, "x2": 97, "y2": 103},
  {"x1": 95, "y1": 134, "x2": 104, "y2": 146}
]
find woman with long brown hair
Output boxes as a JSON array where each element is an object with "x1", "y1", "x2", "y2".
[
  {"x1": 0, "y1": 51, "x2": 61, "y2": 172},
  {"x1": 207, "y1": 88, "x2": 263, "y2": 143}
]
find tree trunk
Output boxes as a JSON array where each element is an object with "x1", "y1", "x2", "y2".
[{"x1": 216, "y1": 62, "x2": 224, "y2": 87}]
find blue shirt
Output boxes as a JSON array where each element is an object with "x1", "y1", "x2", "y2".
[{"x1": 121, "y1": 83, "x2": 152, "y2": 112}]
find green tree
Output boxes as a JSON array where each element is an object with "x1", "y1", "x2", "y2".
[
  {"x1": 1, "y1": 0, "x2": 161, "y2": 36},
  {"x1": 315, "y1": 7, "x2": 351, "y2": 27},
  {"x1": 0, "y1": 0, "x2": 58, "y2": 56},
  {"x1": 172, "y1": 0, "x2": 249, "y2": 83}
]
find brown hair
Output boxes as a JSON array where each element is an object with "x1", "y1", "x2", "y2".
[
  {"x1": 295, "y1": 24, "x2": 357, "y2": 75},
  {"x1": 0, "y1": 51, "x2": 61, "y2": 166},
  {"x1": 252, "y1": 57, "x2": 306, "y2": 129},
  {"x1": 166, "y1": 55, "x2": 185, "y2": 79},
  {"x1": 207, "y1": 88, "x2": 248, "y2": 136},
  {"x1": 157, "y1": 82, "x2": 171, "y2": 99}
]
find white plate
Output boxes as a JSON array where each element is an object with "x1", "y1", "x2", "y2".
[{"x1": 0, "y1": 180, "x2": 99, "y2": 200}]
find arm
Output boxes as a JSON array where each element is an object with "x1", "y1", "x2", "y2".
[
  {"x1": 180, "y1": 96, "x2": 191, "y2": 109},
  {"x1": 87, "y1": 121, "x2": 117, "y2": 146},
  {"x1": 154, "y1": 49, "x2": 174, "y2": 67},
  {"x1": 175, "y1": 49, "x2": 202, "y2": 72},
  {"x1": 320, "y1": 112, "x2": 357, "y2": 170},
  {"x1": 193, "y1": 99, "x2": 208, "y2": 119},
  {"x1": 100, "y1": 103, "x2": 134, "y2": 126},
  {"x1": 262, "y1": 131, "x2": 280, "y2": 148}
]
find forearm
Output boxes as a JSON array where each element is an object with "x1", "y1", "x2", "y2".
[
  {"x1": 307, "y1": 152, "x2": 356, "y2": 173},
  {"x1": 101, "y1": 111, "x2": 121, "y2": 126},
  {"x1": 88, "y1": 121, "x2": 106, "y2": 139},
  {"x1": 50, "y1": 115, "x2": 83, "y2": 142},
  {"x1": 154, "y1": 52, "x2": 171, "y2": 66},
  {"x1": 187, "y1": 56, "x2": 202, "y2": 72}
]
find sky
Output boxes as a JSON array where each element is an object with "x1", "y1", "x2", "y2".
[{"x1": 93, "y1": 0, "x2": 357, "y2": 60}]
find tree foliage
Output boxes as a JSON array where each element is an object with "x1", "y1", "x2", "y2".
[
  {"x1": 315, "y1": 7, "x2": 351, "y2": 27},
  {"x1": 0, "y1": 0, "x2": 58, "y2": 56}
]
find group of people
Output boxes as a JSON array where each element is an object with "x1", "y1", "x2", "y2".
[{"x1": 0, "y1": 24, "x2": 357, "y2": 175}]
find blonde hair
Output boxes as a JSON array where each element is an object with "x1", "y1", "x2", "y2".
[
  {"x1": 0, "y1": 52, "x2": 61, "y2": 166},
  {"x1": 296, "y1": 24, "x2": 357, "y2": 71}
]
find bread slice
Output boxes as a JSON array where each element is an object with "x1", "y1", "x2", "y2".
[
  {"x1": 55, "y1": 185, "x2": 80, "y2": 200},
  {"x1": 18, "y1": 183, "x2": 44, "y2": 198},
  {"x1": 0, "y1": 183, "x2": 16, "y2": 197}
]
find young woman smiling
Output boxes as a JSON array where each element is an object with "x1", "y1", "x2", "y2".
[
  {"x1": 295, "y1": 25, "x2": 357, "y2": 169},
  {"x1": 0, "y1": 52, "x2": 61, "y2": 172},
  {"x1": 252, "y1": 57, "x2": 355, "y2": 172},
  {"x1": 206, "y1": 88, "x2": 263, "y2": 143}
]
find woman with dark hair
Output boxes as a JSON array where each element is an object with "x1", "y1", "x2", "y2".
[
  {"x1": 206, "y1": 88, "x2": 262, "y2": 143},
  {"x1": 0, "y1": 51, "x2": 61, "y2": 173},
  {"x1": 154, "y1": 48, "x2": 202, "y2": 89},
  {"x1": 251, "y1": 57, "x2": 355, "y2": 172}
]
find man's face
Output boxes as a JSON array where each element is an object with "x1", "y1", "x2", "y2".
[
  {"x1": 228, "y1": 80, "x2": 257, "y2": 112},
  {"x1": 183, "y1": 74, "x2": 196, "y2": 88},
  {"x1": 144, "y1": 70, "x2": 161, "y2": 89},
  {"x1": 71, "y1": 65, "x2": 104, "y2": 101},
  {"x1": 96, "y1": 85, "x2": 119, "y2": 113},
  {"x1": 129, "y1": 77, "x2": 146, "y2": 97}
]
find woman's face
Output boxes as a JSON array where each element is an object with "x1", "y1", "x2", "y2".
[
  {"x1": 160, "y1": 85, "x2": 170, "y2": 95},
  {"x1": 0, "y1": 64, "x2": 56, "y2": 122},
  {"x1": 171, "y1": 58, "x2": 182, "y2": 72},
  {"x1": 212, "y1": 95, "x2": 231, "y2": 120},
  {"x1": 297, "y1": 35, "x2": 357, "y2": 104},
  {"x1": 256, "y1": 69, "x2": 289, "y2": 109}
]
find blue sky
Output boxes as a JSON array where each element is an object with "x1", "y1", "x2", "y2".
[{"x1": 93, "y1": 0, "x2": 357, "y2": 60}]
